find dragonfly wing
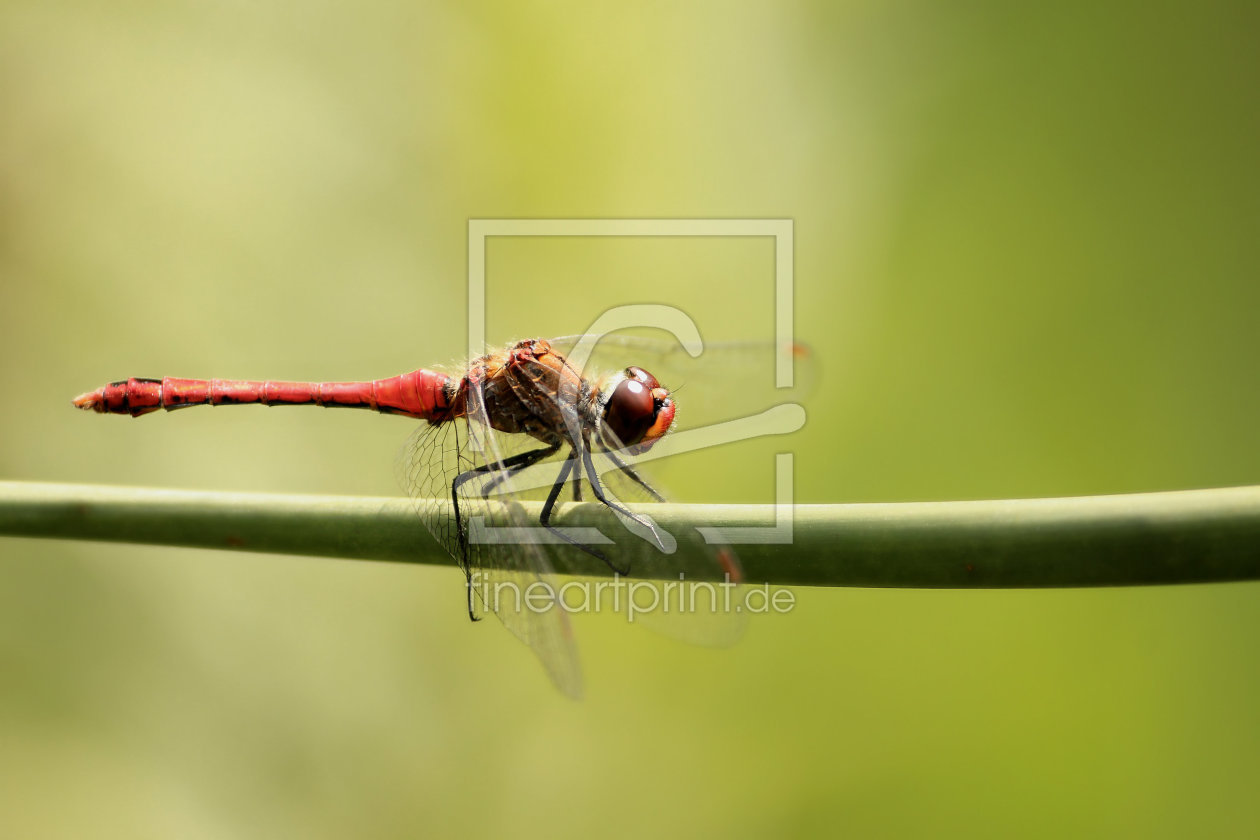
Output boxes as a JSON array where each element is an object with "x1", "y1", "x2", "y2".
[
  {"x1": 548, "y1": 332, "x2": 816, "y2": 427},
  {"x1": 591, "y1": 442, "x2": 749, "y2": 648},
  {"x1": 397, "y1": 421, "x2": 470, "y2": 579}
]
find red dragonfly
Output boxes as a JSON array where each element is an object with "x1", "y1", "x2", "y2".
[{"x1": 74, "y1": 336, "x2": 752, "y2": 697}]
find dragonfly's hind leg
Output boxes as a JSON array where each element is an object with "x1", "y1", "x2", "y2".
[
  {"x1": 473, "y1": 442, "x2": 561, "y2": 499},
  {"x1": 464, "y1": 571, "x2": 480, "y2": 622},
  {"x1": 450, "y1": 477, "x2": 482, "y2": 623},
  {"x1": 450, "y1": 443, "x2": 560, "y2": 622}
]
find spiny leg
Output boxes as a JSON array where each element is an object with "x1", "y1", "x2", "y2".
[
  {"x1": 579, "y1": 447, "x2": 647, "y2": 523},
  {"x1": 538, "y1": 452, "x2": 621, "y2": 571},
  {"x1": 448, "y1": 475, "x2": 482, "y2": 621},
  {"x1": 578, "y1": 447, "x2": 664, "y2": 568},
  {"x1": 451, "y1": 443, "x2": 560, "y2": 621},
  {"x1": 476, "y1": 442, "x2": 560, "y2": 499},
  {"x1": 452, "y1": 443, "x2": 562, "y2": 529}
]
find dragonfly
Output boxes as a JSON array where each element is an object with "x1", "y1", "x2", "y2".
[{"x1": 73, "y1": 335, "x2": 764, "y2": 698}]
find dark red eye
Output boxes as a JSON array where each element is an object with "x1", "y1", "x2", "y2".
[{"x1": 603, "y1": 376, "x2": 657, "y2": 447}]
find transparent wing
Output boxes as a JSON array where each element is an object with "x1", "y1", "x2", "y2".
[
  {"x1": 597, "y1": 458, "x2": 748, "y2": 648},
  {"x1": 491, "y1": 421, "x2": 749, "y2": 648},
  {"x1": 548, "y1": 332, "x2": 816, "y2": 428},
  {"x1": 397, "y1": 414, "x2": 583, "y2": 699},
  {"x1": 396, "y1": 336, "x2": 784, "y2": 695},
  {"x1": 592, "y1": 426, "x2": 748, "y2": 647}
]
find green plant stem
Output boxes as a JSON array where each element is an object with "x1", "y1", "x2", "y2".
[{"x1": 1, "y1": 481, "x2": 1259, "y2": 587}]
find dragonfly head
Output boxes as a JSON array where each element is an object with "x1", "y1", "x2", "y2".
[{"x1": 599, "y1": 366, "x2": 675, "y2": 455}]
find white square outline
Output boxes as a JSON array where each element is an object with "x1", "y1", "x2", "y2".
[{"x1": 466, "y1": 218, "x2": 795, "y2": 545}]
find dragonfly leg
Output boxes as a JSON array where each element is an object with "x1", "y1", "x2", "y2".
[
  {"x1": 476, "y1": 443, "x2": 561, "y2": 499},
  {"x1": 451, "y1": 443, "x2": 561, "y2": 622},
  {"x1": 453, "y1": 473, "x2": 481, "y2": 624},
  {"x1": 599, "y1": 446, "x2": 666, "y2": 502},
  {"x1": 452, "y1": 444, "x2": 562, "y2": 513},
  {"x1": 540, "y1": 453, "x2": 623, "y2": 572},
  {"x1": 579, "y1": 447, "x2": 663, "y2": 564},
  {"x1": 465, "y1": 570, "x2": 479, "y2": 622}
]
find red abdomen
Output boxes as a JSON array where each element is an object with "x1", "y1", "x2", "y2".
[{"x1": 73, "y1": 369, "x2": 455, "y2": 421}]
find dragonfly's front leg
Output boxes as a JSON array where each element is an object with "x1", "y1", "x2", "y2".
[
  {"x1": 599, "y1": 445, "x2": 666, "y2": 502},
  {"x1": 579, "y1": 447, "x2": 669, "y2": 558}
]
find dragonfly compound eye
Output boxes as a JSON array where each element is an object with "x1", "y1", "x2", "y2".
[
  {"x1": 603, "y1": 369, "x2": 675, "y2": 453},
  {"x1": 603, "y1": 377, "x2": 656, "y2": 447}
]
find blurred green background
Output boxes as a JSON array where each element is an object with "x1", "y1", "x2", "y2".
[{"x1": 2, "y1": 1, "x2": 1259, "y2": 837}]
